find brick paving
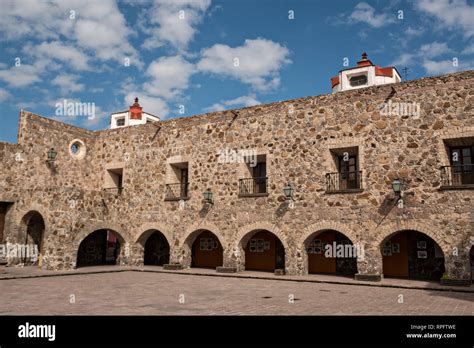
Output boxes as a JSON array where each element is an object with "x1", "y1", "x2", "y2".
[{"x1": 0, "y1": 270, "x2": 473, "y2": 315}]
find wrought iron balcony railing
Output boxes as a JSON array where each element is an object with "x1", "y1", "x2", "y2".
[
  {"x1": 326, "y1": 171, "x2": 362, "y2": 192},
  {"x1": 238, "y1": 177, "x2": 268, "y2": 197},
  {"x1": 165, "y1": 182, "x2": 189, "y2": 200},
  {"x1": 440, "y1": 165, "x2": 474, "y2": 187}
]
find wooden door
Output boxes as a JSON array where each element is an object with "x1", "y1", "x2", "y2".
[
  {"x1": 382, "y1": 232, "x2": 409, "y2": 277},
  {"x1": 308, "y1": 231, "x2": 336, "y2": 274},
  {"x1": 245, "y1": 230, "x2": 276, "y2": 271},
  {"x1": 192, "y1": 231, "x2": 223, "y2": 269}
]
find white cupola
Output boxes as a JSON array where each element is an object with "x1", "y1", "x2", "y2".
[
  {"x1": 110, "y1": 98, "x2": 160, "y2": 129},
  {"x1": 331, "y1": 53, "x2": 401, "y2": 93}
]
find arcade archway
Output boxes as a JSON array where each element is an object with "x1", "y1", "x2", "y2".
[
  {"x1": 20, "y1": 211, "x2": 45, "y2": 266},
  {"x1": 381, "y1": 230, "x2": 445, "y2": 280},
  {"x1": 143, "y1": 230, "x2": 170, "y2": 266},
  {"x1": 304, "y1": 230, "x2": 358, "y2": 276},
  {"x1": 76, "y1": 229, "x2": 122, "y2": 267},
  {"x1": 190, "y1": 230, "x2": 223, "y2": 269},
  {"x1": 242, "y1": 230, "x2": 285, "y2": 272}
]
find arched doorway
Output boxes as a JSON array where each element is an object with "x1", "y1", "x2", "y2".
[
  {"x1": 77, "y1": 229, "x2": 121, "y2": 267},
  {"x1": 20, "y1": 211, "x2": 45, "y2": 266},
  {"x1": 381, "y1": 230, "x2": 445, "y2": 280},
  {"x1": 243, "y1": 230, "x2": 285, "y2": 272},
  {"x1": 191, "y1": 230, "x2": 223, "y2": 269},
  {"x1": 305, "y1": 230, "x2": 357, "y2": 276},
  {"x1": 144, "y1": 231, "x2": 170, "y2": 266}
]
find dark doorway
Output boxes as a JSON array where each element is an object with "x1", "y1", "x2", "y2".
[
  {"x1": 21, "y1": 211, "x2": 45, "y2": 266},
  {"x1": 144, "y1": 231, "x2": 170, "y2": 266},
  {"x1": 77, "y1": 229, "x2": 120, "y2": 267},
  {"x1": 0, "y1": 203, "x2": 10, "y2": 243}
]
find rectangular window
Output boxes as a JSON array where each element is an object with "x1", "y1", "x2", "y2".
[
  {"x1": 104, "y1": 168, "x2": 124, "y2": 194},
  {"x1": 349, "y1": 74, "x2": 367, "y2": 87},
  {"x1": 253, "y1": 161, "x2": 267, "y2": 194},
  {"x1": 338, "y1": 154, "x2": 358, "y2": 189},
  {"x1": 326, "y1": 147, "x2": 362, "y2": 192},
  {"x1": 239, "y1": 155, "x2": 268, "y2": 196},
  {"x1": 449, "y1": 146, "x2": 473, "y2": 185},
  {"x1": 165, "y1": 162, "x2": 189, "y2": 200},
  {"x1": 116, "y1": 118, "x2": 125, "y2": 127}
]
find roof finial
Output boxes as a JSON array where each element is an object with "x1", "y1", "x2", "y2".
[{"x1": 361, "y1": 52, "x2": 368, "y2": 60}]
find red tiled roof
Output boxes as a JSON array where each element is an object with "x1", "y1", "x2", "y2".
[
  {"x1": 356, "y1": 60, "x2": 373, "y2": 67},
  {"x1": 375, "y1": 66, "x2": 394, "y2": 77}
]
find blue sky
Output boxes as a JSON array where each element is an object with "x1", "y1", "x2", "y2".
[{"x1": 0, "y1": 0, "x2": 473, "y2": 142}]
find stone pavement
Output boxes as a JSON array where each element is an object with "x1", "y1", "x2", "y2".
[
  {"x1": 0, "y1": 267, "x2": 473, "y2": 315},
  {"x1": 1, "y1": 265, "x2": 473, "y2": 293}
]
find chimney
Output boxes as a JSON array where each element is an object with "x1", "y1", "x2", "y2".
[{"x1": 129, "y1": 97, "x2": 143, "y2": 120}]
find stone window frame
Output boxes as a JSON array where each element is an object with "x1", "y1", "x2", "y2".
[
  {"x1": 103, "y1": 162, "x2": 126, "y2": 193},
  {"x1": 324, "y1": 138, "x2": 365, "y2": 192},
  {"x1": 166, "y1": 155, "x2": 190, "y2": 184},
  {"x1": 165, "y1": 155, "x2": 191, "y2": 200},
  {"x1": 434, "y1": 127, "x2": 474, "y2": 167},
  {"x1": 68, "y1": 139, "x2": 86, "y2": 160},
  {"x1": 434, "y1": 127, "x2": 474, "y2": 189}
]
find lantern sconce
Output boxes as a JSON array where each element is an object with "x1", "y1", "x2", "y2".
[
  {"x1": 283, "y1": 183, "x2": 294, "y2": 200},
  {"x1": 391, "y1": 179, "x2": 404, "y2": 207},
  {"x1": 46, "y1": 147, "x2": 57, "y2": 168},
  {"x1": 203, "y1": 188, "x2": 214, "y2": 205},
  {"x1": 283, "y1": 183, "x2": 295, "y2": 208}
]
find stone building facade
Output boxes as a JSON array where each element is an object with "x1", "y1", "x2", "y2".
[{"x1": 0, "y1": 70, "x2": 473, "y2": 284}]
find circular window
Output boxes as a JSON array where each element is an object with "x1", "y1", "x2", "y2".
[
  {"x1": 69, "y1": 139, "x2": 86, "y2": 160},
  {"x1": 71, "y1": 143, "x2": 79, "y2": 154}
]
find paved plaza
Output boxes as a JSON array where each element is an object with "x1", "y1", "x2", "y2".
[{"x1": 1, "y1": 270, "x2": 473, "y2": 315}]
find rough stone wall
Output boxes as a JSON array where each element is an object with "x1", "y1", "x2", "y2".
[{"x1": 0, "y1": 71, "x2": 473, "y2": 279}]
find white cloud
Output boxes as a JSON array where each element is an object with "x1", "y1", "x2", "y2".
[
  {"x1": 141, "y1": 0, "x2": 212, "y2": 51},
  {"x1": 419, "y1": 42, "x2": 453, "y2": 58},
  {"x1": 27, "y1": 41, "x2": 91, "y2": 71},
  {"x1": 390, "y1": 42, "x2": 460, "y2": 75},
  {"x1": 15, "y1": 101, "x2": 39, "y2": 110},
  {"x1": 0, "y1": 0, "x2": 141, "y2": 67},
  {"x1": 349, "y1": 2, "x2": 395, "y2": 28},
  {"x1": 390, "y1": 53, "x2": 415, "y2": 67},
  {"x1": 461, "y1": 43, "x2": 474, "y2": 55},
  {"x1": 82, "y1": 105, "x2": 106, "y2": 127},
  {"x1": 422, "y1": 58, "x2": 471, "y2": 75},
  {"x1": 0, "y1": 65, "x2": 42, "y2": 88},
  {"x1": 51, "y1": 74, "x2": 85, "y2": 95},
  {"x1": 0, "y1": 0, "x2": 69, "y2": 40},
  {"x1": 415, "y1": 0, "x2": 474, "y2": 38},
  {"x1": 197, "y1": 38, "x2": 291, "y2": 92},
  {"x1": 404, "y1": 26, "x2": 424, "y2": 37},
  {"x1": 0, "y1": 88, "x2": 11, "y2": 102},
  {"x1": 143, "y1": 55, "x2": 195, "y2": 99},
  {"x1": 204, "y1": 94, "x2": 260, "y2": 112}
]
